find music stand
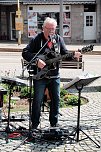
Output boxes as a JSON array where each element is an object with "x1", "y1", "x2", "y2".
[
  {"x1": 1, "y1": 77, "x2": 27, "y2": 143},
  {"x1": 64, "y1": 75, "x2": 100, "y2": 148}
]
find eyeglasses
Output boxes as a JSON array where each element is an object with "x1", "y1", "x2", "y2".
[{"x1": 45, "y1": 26, "x2": 56, "y2": 31}]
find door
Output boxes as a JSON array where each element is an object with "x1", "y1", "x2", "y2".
[
  {"x1": 10, "y1": 12, "x2": 16, "y2": 40},
  {"x1": 84, "y1": 12, "x2": 96, "y2": 40}
]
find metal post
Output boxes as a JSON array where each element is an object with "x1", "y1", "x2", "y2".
[
  {"x1": 17, "y1": 0, "x2": 21, "y2": 45},
  {"x1": 18, "y1": 0, "x2": 20, "y2": 9},
  {"x1": 100, "y1": 0, "x2": 101, "y2": 42},
  {"x1": 59, "y1": 0, "x2": 63, "y2": 37},
  {"x1": 96, "y1": 0, "x2": 101, "y2": 42},
  {"x1": 18, "y1": 30, "x2": 21, "y2": 45}
]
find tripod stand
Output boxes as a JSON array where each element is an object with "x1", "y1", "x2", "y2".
[
  {"x1": 13, "y1": 69, "x2": 35, "y2": 150},
  {"x1": 0, "y1": 83, "x2": 12, "y2": 143},
  {"x1": 0, "y1": 77, "x2": 27, "y2": 143},
  {"x1": 65, "y1": 75, "x2": 100, "y2": 148}
]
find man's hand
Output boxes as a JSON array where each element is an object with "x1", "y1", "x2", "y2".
[
  {"x1": 74, "y1": 51, "x2": 82, "y2": 60},
  {"x1": 37, "y1": 59, "x2": 46, "y2": 69}
]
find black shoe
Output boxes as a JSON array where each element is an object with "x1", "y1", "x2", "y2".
[
  {"x1": 32, "y1": 124, "x2": 38, "y2": 129},
  {"x1": 50, "y1": 123, "x2": 59, "y2": 127}
]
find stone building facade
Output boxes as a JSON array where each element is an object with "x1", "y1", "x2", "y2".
[{"x1": 0, "y1": 0, "x2": 101, "y2": 44}]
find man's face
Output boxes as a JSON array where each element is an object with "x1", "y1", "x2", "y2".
[{"x1": 43, "y1": 23, "x2": 56, "y2": 40}]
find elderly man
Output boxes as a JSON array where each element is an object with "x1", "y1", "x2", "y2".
[{"x1": 22, "y1": 17, "x2": 81, "y2": 129}]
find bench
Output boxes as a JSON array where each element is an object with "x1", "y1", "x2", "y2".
[
  {"x1": 60, "y1": 55, "x2": 84, "y2": 70},
  {"x1": 21, "y1": 55, "x2": 84, "y2": 78}
]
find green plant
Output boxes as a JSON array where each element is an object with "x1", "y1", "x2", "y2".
[
  {"x1": 60, "y1": 88, "x2": 88, "y2": 108},
  {"x1": 1, "y1": 82, "x2": 87, "y2": 110},
  {"x1": 19, "y1": 86, "x2": 34, "y2": 98},
  {"x1": 60, "y1": 97, "x2": 67, "y2": 108},
  {"x1": 3, "y1": 94, "x2": 8, "y2": 104},
  {"x1": 60, "y1": 88, "x2": 68, "y2": 97},
  {"x1": 67, "y1": 95, "x2": 78, "y2": 106},
  {"x1": 20, "y1": 86, "x2": 29, "y2": 98}
]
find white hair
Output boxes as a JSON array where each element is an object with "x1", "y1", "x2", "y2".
[{"x1": 43, "y1": 17, "x2": 57, "y2": 27}]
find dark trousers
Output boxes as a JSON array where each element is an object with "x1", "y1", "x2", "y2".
[{"x1": 31, "y1": 77, "x2": 60, "y2": 127}]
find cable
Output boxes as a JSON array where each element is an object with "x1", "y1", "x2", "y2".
[{"x1": 8, "y1": 132, "x2": 22, "y2": 140}]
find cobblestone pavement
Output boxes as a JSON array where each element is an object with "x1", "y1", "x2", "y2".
[
  {"x1": 0, "y1": 43, "x2": 101, "y2": 151},
  {"x1": 0, "y1": 82, "x2": 101, "y2": 152}
]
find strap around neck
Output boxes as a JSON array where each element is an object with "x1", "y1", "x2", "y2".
[{"x1": 52, "y1": 35, "x2": 60, "y2": 53}]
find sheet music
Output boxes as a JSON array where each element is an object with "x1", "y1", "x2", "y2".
[
  {"x1": 63, "y1": 73, "x2": 100, "y2": 89},
  {"x1": 16, "y1": 77, "x2": 28, "y2": 86},
  {"x1": 1, "y1": 76, "x2": 28, "y2": 86}
]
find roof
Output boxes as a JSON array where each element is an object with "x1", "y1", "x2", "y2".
[
  {"x1": 0, "y1": 0, "x2": 22, "y2": 4},
  {"x1": 0, "y1": 0, "x2": 25, "y2": 4},
  {"x1": 0, "y1": 0, "x2": 96, "y2": 5}
]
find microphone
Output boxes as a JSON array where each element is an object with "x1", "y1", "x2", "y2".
[{"x1": 48, "y1": 35, "x2": 56, "y2": 42}]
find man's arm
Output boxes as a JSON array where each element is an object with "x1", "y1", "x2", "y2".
[
  {"x1": 22, "y1": 38, "x2": 36, "y2": 62},
  {"x1": 59, "y1": 36, "x2": 81, "y2": 60}
]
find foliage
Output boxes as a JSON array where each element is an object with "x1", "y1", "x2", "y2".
[
  {"x1": 60, "y1": 88, "x2": 87, "y2": 108},
  {"x1": 60, "y1": 88, "x2": 68, "y2": 97},
  {"x1": 19, "y1": 86, "x2": 81, "y2": 108},
  {"x1": 66, "y1": 95, "x2": 78, "y2": 106},
  {"x1": 3, "y1": 94, "x2": 8, "y2": 104},
  {"x1": 20, "y1": 86, "x2": 30, "y2": 98},
  {"x1": 19, "y1": 86, "x2": 34, "y2": 98},
  {"x1": 1, "y1": 82, "x2": 87, "y2": 109}
]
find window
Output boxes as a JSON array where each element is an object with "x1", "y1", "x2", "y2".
[
  {"x1": 84, "y1": 4, "x2": 96, "y2": 12},
  {"x1": 37, "y1": 12, "x2": 59, "y2": 33},
  {"x1": 29, "y1": 7, "x2": 33, "y2": 10},
  {"x1": 28, "y1": 11, "x2": 71, "y2": 37},
  {"x1": 86, "y1": 16, "x2": 93, "y2": 26}
]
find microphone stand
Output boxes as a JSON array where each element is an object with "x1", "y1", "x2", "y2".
[
  {"x1": 13, "y1": 37, "x2": 50, "y2": 150},
  {"x1": 23, "y1": 38, "x2": 50, "y2": 72}
]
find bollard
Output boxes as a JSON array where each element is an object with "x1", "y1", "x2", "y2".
[
  {"x1": 18, "y1": 30, "x2": 21, "y2": 45},
  {"x1": 0, "y1": 108, "x2": 2, "y2": 126}
]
